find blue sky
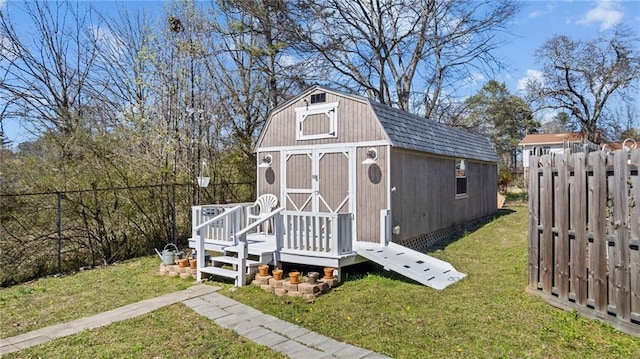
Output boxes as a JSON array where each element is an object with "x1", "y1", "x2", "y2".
[
  {"x1": 1, "y1": 0, "x2": 639, "y2": 145},
  {"x1": 500, "y1": 0, "x2": 640, "y2": 96}
]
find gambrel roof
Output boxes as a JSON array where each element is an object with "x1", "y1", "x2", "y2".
[
  {"x1": 368, "y1": 100, "x2": 498, "y2": 163},
  {"x1": 259, "y1": 85, "x2": 498, "y2": 163}
]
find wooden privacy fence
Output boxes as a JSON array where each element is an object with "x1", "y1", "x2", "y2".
[{"x1": 527, "y1": 148, "x2": 639, "y2": 337}]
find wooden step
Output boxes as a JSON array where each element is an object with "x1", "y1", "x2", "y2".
[
  {"x1": 199, "y1": 266, "x2": 238, "y2": 279},
  {"x1": 222, "y1": 244, "x2": 274, "y2": 257},
  {"x1": 211, "y1": 255, "x2": 262, "y2": 267}
]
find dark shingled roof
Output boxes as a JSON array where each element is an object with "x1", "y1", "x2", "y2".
[{"x1": 369, "y1": 100, "x2": 499, "y2": 163}]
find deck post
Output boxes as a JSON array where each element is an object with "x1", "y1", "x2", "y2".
[
  {"x1": 192, "y1": 206, "x2": 200, "y2": 242},
  {"x1": 274, "y1": 213, "x2": 283, "y2": 266},
  {"x1": 237, "y1": 235, "x2": 247, "y2": 287},
  {"x1": 196, "y1": 230, "x2": 205, "y2": 282},
  {"x1": 330, "y1": 213, "x2": 340, "y2": 256},
  {"x1": 196, "y1": 229, "x2": 205, "y2": 282},
  {"x1": 380, "y1": 209, "x2": 391, "y2": 246},
  {"x1": 233, "y1": 208, "x2": 241, "y2": 243}
]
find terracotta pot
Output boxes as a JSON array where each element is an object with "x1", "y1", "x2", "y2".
[
  {"x1": 323, "y1": 267, "x2": 334, "y2": 280},
  {"x1": 307, "y1": 271, "x2": 319, "y2": 284},
  {"x1": 272, "y1": 269, "x2": 283, "y2": 280},
  {"x1": 289, "y1": 271, "x2": 300, "y2": 284},
  {"x1": 258, "y1": 265, "x2": 269, "y2": 277},
  {"x1": 189, "y1": 259, "x2": 197, "y2": 269},
  {"x1": 178, "y1": 258, "x2": 189, "y2": 267}
]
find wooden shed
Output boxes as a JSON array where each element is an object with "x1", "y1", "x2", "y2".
[
  {"x1": 191, "y1": 86, "x2": 498, "y2": 290},
  {"x1": 256, "y1": 86, "x2": 497, "y2": 245}
]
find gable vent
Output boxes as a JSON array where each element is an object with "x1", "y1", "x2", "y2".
[{"x1": 310, "y1": 93, "x2": 326, "y2": 104}]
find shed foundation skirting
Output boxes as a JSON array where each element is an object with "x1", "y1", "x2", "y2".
[{"x1": 397, "y1": 213, "x2": 497, "y2": 253}]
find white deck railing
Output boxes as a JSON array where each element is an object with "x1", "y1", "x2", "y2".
[
  {"x1": 193, "y1": 205, "x2": 241, "y2": 246},
  {"x1": 194, "y1": 206, "x2": 241, "y2": 282},
  {"x1": 192, "y1": 203, "x2": 253, "y2": 242},
  {"x1": 233, "y1": 207, "x2": 285, "y2": 287},
  {"x1": 192, "y1": 204, "x2": 354, "y2": 259},
  {"x1": 281, "y1": 211, "x2": 352, "y2": 256}
]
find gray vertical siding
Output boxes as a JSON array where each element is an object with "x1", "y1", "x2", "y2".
[
  {"x1": 256, "y1": 151, "x2": 280, "y2": 202},
  {"x1": 256, "y1": 87, "x2": 497, "y2": 247},
  {"x1": 356, "y1": 146, "x2": 388, "y2": 243},
  {"x1": 389, "y1": 148, "x2": 497, "y2": 242},
  {"x1": 258, "y1": 90, "x2": 388, "y2": 148}
]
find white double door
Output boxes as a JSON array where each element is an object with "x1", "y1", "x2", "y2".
[{"x1": 282, "y1": 148, "x2": 354, "y2": 214}]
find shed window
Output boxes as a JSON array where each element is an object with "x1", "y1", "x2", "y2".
[
  {"x1": 455, "y1": 159, "x2": 467, "y2": 198},
  {"x1": 294, "y1": 101, "x2": 339, "y2": 141}
]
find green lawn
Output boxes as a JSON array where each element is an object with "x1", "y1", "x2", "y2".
[
  {"x1": 0, "y1": 256, "x2": 198, "y2": 338},
  {"x1": 1, "y1": 205, "x2": 638, "y2": 358},
  {"x1": 3, "y1": 304, "x2": 286, "y2": 359},
  {"x1": 225, "y1": 205, "x2": 639, "y2": 358}
]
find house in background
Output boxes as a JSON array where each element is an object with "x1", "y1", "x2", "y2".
[
  {"x1": 191, "y1": 85, "x2": 498, "y2": 290},
  {"x1": 519, "y1": 132, "x2": 598, "y2": 182}
]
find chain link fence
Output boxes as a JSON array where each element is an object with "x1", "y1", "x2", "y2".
[{"x1": 0, "y1": 181, "x2": 254, "y2": 287}]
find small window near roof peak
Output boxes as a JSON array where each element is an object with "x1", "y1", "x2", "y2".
[{"x1": 310, "y1": 93, "x2": 326, "y2": 104}]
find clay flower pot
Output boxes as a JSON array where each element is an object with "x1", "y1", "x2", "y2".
[
  {"x1": 272, "y1": 269, "x2": 283, "y2": 280},
  {"x1": 189, "y1": 258, "x2": 197, "y2": 269},
  {"x1": 258, "y1": 265, "x2": 269, "y2": 277},
  {"x1": 178, "y1": 258, "x2": 189, "y2": 267},
  {"x1": 323, "y1": 267, "x2": 334, "y2": 280},
  {"x1": 289, "y1": 271, "x2": 300, "y2": 284},
  {"x1": 307, "y1": 271, "x2": 319, "y2": 284}
]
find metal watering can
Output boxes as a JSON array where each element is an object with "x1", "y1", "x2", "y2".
[{"x1": 155, "y1": 243, "x2": 183, "y2": 265}]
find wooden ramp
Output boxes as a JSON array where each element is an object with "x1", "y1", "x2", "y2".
[{"x1": 356, "y1": 242, "x2": 466, "y2": 290}]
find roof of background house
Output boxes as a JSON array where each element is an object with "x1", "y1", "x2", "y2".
[
  {"x1": 519, "y1": 132, "x2": 585, "y2": 146},
  {"x1": 603, "y1": 139, "x2": 638, "y2": 151},
  {"x1": 261, "y1": 85, "x2": 498, "y2": 163}
]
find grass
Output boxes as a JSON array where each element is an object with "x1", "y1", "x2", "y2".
[
  {"x1": 1, "y1": 205, "x2": 638, "y2": 358},
  {"x1": 225, "y1": 206, "x2": 640, "y2": 358},
  {"x1": 503, "y1": 190, "x2": 528, "y2": 203},
  {"x1": 0, "y1": 256, "x2": 200, "y2": 338},
  {"x1": 2, "y1": 304, "x2": 286, "y2": 359}
]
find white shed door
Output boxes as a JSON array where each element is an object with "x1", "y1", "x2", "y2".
[{"x1": 283, "y1": 148, "x2": 353, "y2": 214}]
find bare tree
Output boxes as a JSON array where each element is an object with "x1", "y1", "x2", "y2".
[
  {"x1": 294, "y1": 0, "x2": 518, "y2": 119},
  {"x1": 526, "y1": 26, "x2": 640, "y2": 143},
  {"x1": 0, "y1": 1, "x2": 100, "y2": 135}
]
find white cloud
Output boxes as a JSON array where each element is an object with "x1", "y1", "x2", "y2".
[
  {"x1": 577, "y1": 0, "x2": 623, "y2": 31},
  {"x1": 466, "y1": 72, "x2": 486, "y2": 87},
  {"x1": 91, "y1": 26, "x2": 125, "y2": 59},
  {"x1": 517, "y1": 69, "x2": 543, "y2": 93},
  {"x1": 529, "y1": 3, "x2": 556, "y2": 19},
  {"x1": 0, "y1": 0, "x2": 6, "y2": 9}
]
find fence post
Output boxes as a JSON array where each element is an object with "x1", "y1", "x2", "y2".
[
  {"x1": 56, "y1": 192, "x2": 62, "y2": 274},
  {"x1": 172, "y1": 184, "x2": 177, "y2": 245},
  {"x1": 612, "y1": 150, "x2": 631, "y2": 320},
  {"x1": 540, "y1": 155, "x2": 553, "y2": 294},
  {"x1": 528, "y1": 154, "x2": 540, "y2": 289}
]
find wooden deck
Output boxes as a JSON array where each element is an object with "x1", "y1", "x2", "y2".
[{"x1": 190, "y1": 203, "x2": 464, "y2": 289}]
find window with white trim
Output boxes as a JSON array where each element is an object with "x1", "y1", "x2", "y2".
[
  {"x1": 455, "y1": 159, "x2": 467, "y2": 198},
  {"x1": 295, "y1": 101, "x2": 339, "y2": 140}
]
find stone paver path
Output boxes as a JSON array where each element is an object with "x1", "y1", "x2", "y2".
[{"x1": 0, "y1": 284, "x2": 391, "y2": 359}]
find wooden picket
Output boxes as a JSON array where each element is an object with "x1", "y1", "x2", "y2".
[{"x1": 527, "y1": 149, "x2": 639, "y2": 337}]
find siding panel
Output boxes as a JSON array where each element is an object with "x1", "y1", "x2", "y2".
[
  {"x1": 356, "y1": 146, "x2": 387, "y2": 243},
  {"x1": 260, "y1": 90, "x2": 388, "y2": 148},
  {"x1": 390, "y1": 149, "x2": 497, "y2": 242},
  {"x1": 256, "y1": 151, "x2": 280, "y2": 202}
]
